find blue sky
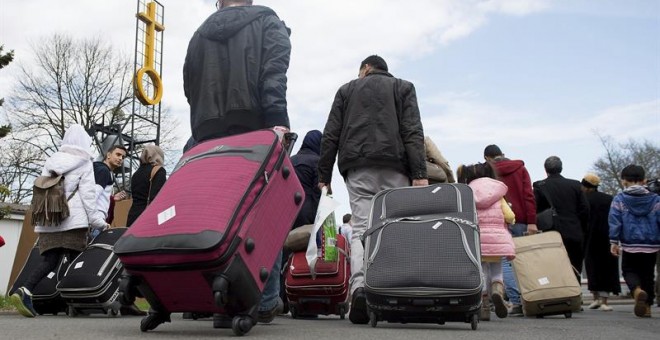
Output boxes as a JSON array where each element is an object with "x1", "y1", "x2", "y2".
[{"x1": 1, "y1": 0, "x2": 658, "y2": 216}]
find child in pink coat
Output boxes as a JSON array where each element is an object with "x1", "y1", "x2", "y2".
[{"x1": 458, "y1": 162, "x2": 515, "y2": 321}]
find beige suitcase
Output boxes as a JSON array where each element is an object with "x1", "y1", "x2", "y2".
[{"x1": 512, "y1": 231, "x2": 582, "y2": 318}]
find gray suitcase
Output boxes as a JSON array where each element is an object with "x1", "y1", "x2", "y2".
[{"x1": 363, "y1": 183, "x2": 483, "y2": 330}]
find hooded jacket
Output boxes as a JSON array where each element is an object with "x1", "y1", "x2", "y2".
[
  {"x1": 609, "y1": 186, "x2": 660, "y2": 249},
  {"x1": 470, "y1": 178, "x2": 516, "y2": 258},
  {"x1": 184, "y1": 5, "x2": 291, "y2": 142},
  {"x1": 491, "y1": 158, "x2": 536, "y2": 224},
  {"x1": 318, "y1": 70, "x2": 426, "y2": 182},
  {"x1": 34, "y1": 125, "x2": 108, "y2": 233},
  {"x1": 291, "y1": 130, "x2": 322, "y2": 228}
]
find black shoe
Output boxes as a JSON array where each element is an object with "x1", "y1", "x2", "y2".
[
  {"x1": 349, "y1": 288, "x2": 369, "y2": 324},
  {"x1": 257, "y1": 298, "x2": 284, "y2": 324},
  {"x1": 121, "y1": 304, "x2": 147, "y2": 316}
]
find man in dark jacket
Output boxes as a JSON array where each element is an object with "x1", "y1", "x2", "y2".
[
  {"x1": 533, "y1": 156, "x2": 590, "y2": 282},
  {"x1": 484, "y1": 144, "x2": 537, "y2": 315},
  {"x1": 318, "y1": 55, "x2": 428, "y2": 324},
  {"x1": 183, "y1": 0, "x2": 292, "y2": 324},
  {"x1": 184, "y1": 0, "x2": 291, "y2": 142}
]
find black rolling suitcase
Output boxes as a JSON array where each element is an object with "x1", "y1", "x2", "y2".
[
  {"x1": 9, "y1": 244, "x2": 72, "y2": 316},
  {"x1": 56, "y1": 228, "x2": 127, "y2": 317},
  {"x1": 363, "y1": 183, "x2": 483, "y2": 330}
]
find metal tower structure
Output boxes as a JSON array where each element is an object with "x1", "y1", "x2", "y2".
[{"x1": 91, "y1": 0, "x2": 165, "y2": 190}]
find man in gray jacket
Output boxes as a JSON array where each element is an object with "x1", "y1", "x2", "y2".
[
  {"x1": 183, "y1": 0, "x2": 291, "y2": 324},
  {"x1": 318, "y1": 55, "x2": 428, "y2": 324}
]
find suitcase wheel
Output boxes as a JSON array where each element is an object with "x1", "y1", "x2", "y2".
[
  {"x1": 564, "y1": 312, "x2": 572, "y2": 318},
  {"x1": 107, "y1": 308, "x2": 119, "y2": 317},
  {"x1": 213, "y1": 277, "x2": 230, "y2": 307},
  {"x1": 231, "y1": 316, "x2": 254, "y2": 336},
  {"x1": 339, "y1": 306, "x2": 346, "y2": 320},
  {"x1": 369, "y1": 311, "x2": 378, "y2": 328},
  {"x1": 470, "y1": 314, "x2": 478, "y2": 330},
  {"x1": 290, "y1": 306, "x2": 299, "y2": 319},
  {"x1": 67, "y1": 306, "x2": 78, "y2": 318}
]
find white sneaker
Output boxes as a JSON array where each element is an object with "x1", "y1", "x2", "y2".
[
  {"x1": 588, "y1": 301, "x2": 601, "y2": 309},
  {"x1": 599, "y1": 304, "x2": 613, "y2": 311}
]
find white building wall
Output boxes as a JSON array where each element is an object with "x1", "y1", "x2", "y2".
[{"x1": 0, "y1": 213, "x2": 26, "y2": 295}]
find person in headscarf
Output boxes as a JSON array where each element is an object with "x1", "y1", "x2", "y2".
[
  {"x1": 10, "y1": 124, "x2": 109, "y2": 318},
  {"x1": 126, "y1": 145, "x2": 166, "y2": 227}
]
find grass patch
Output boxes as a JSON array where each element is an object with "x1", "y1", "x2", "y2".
[
  {"x1": 0, "y1": 295, "x2": 16, "y2": 311},
  {"x1": 135, "y1": 298, "x2": 150, "y2": 311}
]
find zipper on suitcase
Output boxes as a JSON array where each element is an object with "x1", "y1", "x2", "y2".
[{"x1": 379, "y1": 185, "x2": 462, "y2": 220}]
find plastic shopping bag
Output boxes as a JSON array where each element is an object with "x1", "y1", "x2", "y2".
[{"x1": 306, "y1": 187, "x2": 340, "y2": 274}]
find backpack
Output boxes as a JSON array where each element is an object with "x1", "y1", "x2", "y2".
[{"x1": 30, "y1": 174, "x2": 78, "y2": 226}]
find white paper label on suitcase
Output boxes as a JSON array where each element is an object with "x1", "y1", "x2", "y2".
[
  {"x1": 75, "y1": 262, "x2": 84, "y2": 270},
  {"x1": 47, "y1": 272, "x2": 55, "y2": 279},
  {"x1": 432, "y1": 187, "x2": 441, "y2": 194},
  {"x1": 432, "y1": 222, "x2": 442, "y2": 229},
  {"x1": 538, "y1": 277, "x2": 550, "y2": 285},
  {"x1": 158, "y1": 206, "x2": 176, "y2": 225}
]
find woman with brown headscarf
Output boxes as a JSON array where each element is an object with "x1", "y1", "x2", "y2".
[{"x1": 126, "y1": 145, "x2": 167, "y2": 227}]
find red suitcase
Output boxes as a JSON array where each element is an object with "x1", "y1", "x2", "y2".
[
  {"x1": 284, "y1": 234, "x2": 350, "y2": 319},
  {"x1": 114, "y1": 130, "x2": 303, "y2": 335}
]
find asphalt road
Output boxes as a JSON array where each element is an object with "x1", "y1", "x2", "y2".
[{"x1": 1, "y1": 303, "x2": 658, "y2": 340}]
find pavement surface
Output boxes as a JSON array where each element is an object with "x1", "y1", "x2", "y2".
[{"x1": 0, "y1": 301, "x2": 658, "y2": 340}]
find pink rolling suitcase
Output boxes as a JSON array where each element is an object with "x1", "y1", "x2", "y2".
[{"x1": 114, "y1": 130, "x2": 303, "y2": 335}]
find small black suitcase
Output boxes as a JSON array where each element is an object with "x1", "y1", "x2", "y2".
[
  {"x1": 56, "y1": 228, "x2": 127, "y2": 317},
  {"x1": 9, "y1": 245, "x2": 72, "y2": 316},
  {"x1": 363, "y1": 183, "x2": 483, "y2": 330}
]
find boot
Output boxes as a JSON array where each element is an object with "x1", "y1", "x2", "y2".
[
  {"x1": 643, "y1": 305, "x2": 652, "y2": 318},
  {"x1": 491, "y1": 282, "x2": 508, "y2": 319},
  {"x1": 480, "y1": 296, "x2": 491, "y2": 321},
  {"x1": 633, "y1": 287, "x2": 648, "y2": 317}
]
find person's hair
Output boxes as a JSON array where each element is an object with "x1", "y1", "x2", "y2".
[
  {"x1": 360, "y1": 55, "x2": 388, "y2": 72},
  {"x1": 621, "y1": 164, "x2": 645, "y2": 183},
  {"x1": 219, "y1": 0, "x2": 252, "y2": 8},
  {"x1": 483, "y1": 144, "x2": 503, "y2": 158},
  {"x1": 544, "y1": 156, "x2": 562, "y2": 175},
  {"x1": 342, "y1": 214, "x2": 352, "y2": 224},
  {"x1": 107, "y1": 145, "x2": 127, "y2": 155},
  {"x1": 456, "y1": 162, "x2": 496, "y2": 184}
]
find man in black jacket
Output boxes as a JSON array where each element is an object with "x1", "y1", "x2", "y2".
[
  {"x1": 533, "y1": 156, "x2": 590, "y2": 282},
  {"x1": 184, "y1": 0, "x2": 291, "y2": 142},
  {"x1": 318, "y1": 55, "x2": 428, "y2": 324},
  {"x1": 183, "y1": 0, "x2": 291, "y2": 324}
]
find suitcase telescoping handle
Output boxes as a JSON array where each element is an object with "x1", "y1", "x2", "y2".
[{"x1": 283, "y1": 132, "x2": 298, "y2": 155}]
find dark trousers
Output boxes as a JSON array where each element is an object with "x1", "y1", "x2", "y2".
[
  {"x1": 563, "y1": 238, "x2": 584, "y2": 283},
  {"x1": 24, "y1": 248, "x2": 78, "y2": 292},
  {"x1": 622, "y1": 251, "x2": 657, "y2": 305}
]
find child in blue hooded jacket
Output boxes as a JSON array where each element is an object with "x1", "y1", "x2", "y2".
[{"x1": 609, "y1": 164, "x2": 660, "y2": 318}]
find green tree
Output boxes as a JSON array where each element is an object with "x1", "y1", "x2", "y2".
[
  {"x1": 0, "y1": 44, "x2": 14, "y2": 138},
  {"x1": 592, "y1": 134, "x2": 660, "y2": 196}
]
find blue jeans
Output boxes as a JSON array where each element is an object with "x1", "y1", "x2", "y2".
[
  {"x1": 503, "y1": 223, "x2": 528, "y2": 305},
  {"x1": 258, "y1": 250, "x2": 282, "y2": 312}
]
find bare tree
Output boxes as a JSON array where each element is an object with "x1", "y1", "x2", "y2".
[
  {"x1": 1, "y1": 34, "x2": 180, "y2": 203},
  {"x1": 592, "y1": 133, "x2": 660, "y2": 196}
]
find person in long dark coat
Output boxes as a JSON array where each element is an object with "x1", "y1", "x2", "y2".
[
  {"x1": 533, "y1": 156, "x2": 590, "y2": 283},
  {"x1": 582, "y1": 173, "x2": 620, "y2": 311},
  {"x1": 126, "y1": 145, "x2": 166, "y2": 227},
  {"x1": 279, "y1": 130, "x2": 322, "y2": 314}
]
